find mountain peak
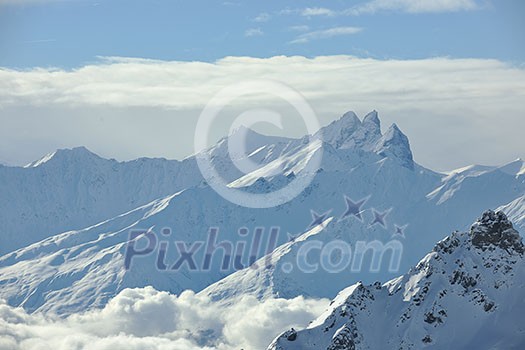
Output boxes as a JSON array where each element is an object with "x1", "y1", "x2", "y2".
[
  {"x1": 58, "y1": 146, "x2": 93, "y2": 154},
  {"x1": 362, "y1": 110, "x2": 380, "y2": 129},
  {"x1": 269, "y1": 210, "x2": 525, "y2": 350},
  {"x1": 340, "y1": 110, "x2": 361, "y2": 125},
  {"x1": 315, "y1": 111, "x2": 414, "y2": 169},
  {"x1": 374, "y1": 123, "x2": 414, "y2": 170},
  {"x1": 470, "y1": 210, "x2": 524, "y2": 253},
  {"x1": 53, "y1": 146, "x2": 101, "y2": 161},
  {"x1": 326, "y1": 111, "x2": 361, "y2": 132},
  {"x1": 25, "y1": 147, "x2": 101, "y2": 168},
  {"x1": 315, "y1": 110, "x2": 380, "y2": 150}
]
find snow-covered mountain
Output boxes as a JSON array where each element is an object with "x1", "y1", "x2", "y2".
[
  {"x1": 0, "y1": 147, "x2": 192, "y2": 255},
  {"x1": 1, "y1": 111, "x2": 524, "y2": 317},
  {"x1": 499, "y1": 194, "x2": 525, "y2": 232},
  {"x1": 0, "y1": 129, "x2": 299, "y2": 255},
  {"x1": 268, "y1": 210, "x2": 525, "y2": 349}
]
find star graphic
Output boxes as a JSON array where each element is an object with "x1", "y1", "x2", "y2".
[
  {"x1": 308, "y1": 209, "x2": 331, "y2": 229},
  {"x1": 370, "y1": 208, "x2": 391, "y2": 229},
  {"x1": 287, "y1": 232, "x2": 299, "y2": 242},
  {"x1": 392, "y1": 224, "x2": 408, "y2": 239},
  {"x1": 341, "y1": 195, "x2": 368, "y2": 221}
]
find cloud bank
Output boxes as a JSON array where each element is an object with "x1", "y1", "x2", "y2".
[
  {"x1": 0, "y1": 286, "x2": 329, "y2": 350},
  {"x1": 2, "y1": 55, "x2": 522, "y2": 111},
  {"x1": 0, "y1": 55, "x2": 524, "y2": 170}
]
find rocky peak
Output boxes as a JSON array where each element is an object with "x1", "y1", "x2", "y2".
[
  {"x1": 470, "y1": 210, "x2": 524, "y2": 254},
  {"x1": 316, "y1": 111, "x2": 415, "y2": 169},
  {"x1": 319, "y1": 111, "x2": 362, "y2": 148},
  {"x1": 315, "y1": 110, "x2": 381, "y2": 150},
  {"x1": 340, "y1": 111, "x2": 362, "y2": 127},
  {"x1": 362, "y1": 110, "x2": 380, "y2": 131},
  {"x1": 374, "y1": 123, "x2": 414, "y2": 170},
  {"x1": 268, "y1": 210, "x2": 525, "y2": 350}
]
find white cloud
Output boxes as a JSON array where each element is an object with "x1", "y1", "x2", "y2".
[
  {"x1": 253, "y1": 12, "x2": 271, "y2": 22},
  {"x1": 244, "y1": 28, "x2": 264, "y2": 37},
  {"x1": 346, "y1": 0, "x2": 480, "y2": 15},
  {"x1": 300, "y1": 7, "x2": 336, "y2": 17},
  {"x1": 290, "y1": 26, "x2": 363, "y2": 44},
  {"x1": 0, "y1": 287, "x2": 328, "y2": 350},
  {"x1": 288, "y1": 25, "x2": 310, "y2": 32},
  {"x1": 1, "y1": 55, "x2": 525, "y2": 171},
  {"x1": 292, "y1": 0, "x2": 480, "y2": 17}
]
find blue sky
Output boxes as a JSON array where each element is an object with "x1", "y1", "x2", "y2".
[{"x1": 1, "y1": 0, "x2": 524, "y2": 68}]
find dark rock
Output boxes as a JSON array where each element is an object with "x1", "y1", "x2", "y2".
[
  {"x1": 422, "y1": 335, "x2": 432, "y2": 344},
  {"x1": 328, "y1": 326, "x2": 356, "y2": 350},
  {"x1": 284, "y1": 328, "x2": 297, "y2": 341},
  {"x1": 470, "y1": 211, "x2": 524, "y2": 254}
]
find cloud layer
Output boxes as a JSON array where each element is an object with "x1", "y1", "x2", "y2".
[
  {"x1": 0, "y1": 287, "x2": 328, "y2": 350},
  {"x1": 0, "y1": 55, "x2": 524, "y2": 170},
  {"x1": 2, "y1": 55, "x2": 523, "y2": 111}
]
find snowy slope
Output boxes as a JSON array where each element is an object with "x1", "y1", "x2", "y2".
[
  {"x1": 269, "y1": 210, "x2": 525, "y2": 350},
  {"x1": 499, "y1": 194, "x2": 525, "y2": 232},
  {"x1": 1, "y1": 111, "x2": 525, "y2": 317},
  {"x1": 421, "y1": 158, "x2": 525, "y2": 246},
  {"x1": 0, "y1": 150, "x2": 437, "y2": 314},
  {"x1": 202, "y1": 159, "x2": 525, "y2": 303},
  {"x1": 0, "y1": 130, "x2": 299, "y2": 254},
  {"x1": 0, "y1": 148, "x2": 191, "y2": 255}
]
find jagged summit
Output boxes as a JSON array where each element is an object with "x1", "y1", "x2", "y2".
[
  {"x1": 374, "y1": 122, "x2": 414, "y2": 170},
  {"x1": 315, "y1": 110, "x2": 414, "y2": 169},
  {"x1": 269, "y1": 211, "x2": 525, "y2": 349},
  {"x1": 24, "y1": 110, "x2": 415, "y2": 171},
  {"x1": 470, "y1": 210, "x2": 524, "y2": 253},
  {"x1": 316, "y1": 111, "x2": 364, "y2": 148},
  {"x1": 362, "y1": 110, "x2": 380, "y2": 129},
  {"x1": 339, "y1": 110, "x2": 361, "y2": 126}
]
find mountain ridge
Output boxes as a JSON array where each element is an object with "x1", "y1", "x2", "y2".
[
  {"x1": 0, "y1": 110, "x2": 417, "y2": 254},
  {"x1": 268, "y1": 210, "x2": 525, "y2": 349},
  {"x1": 1, "y1": 111, "x2": 525, "y2": 318}
]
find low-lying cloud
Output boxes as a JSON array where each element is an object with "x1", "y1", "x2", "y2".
[{"x1": 0, "y1": 286, "x2": 329, "y2": 350}]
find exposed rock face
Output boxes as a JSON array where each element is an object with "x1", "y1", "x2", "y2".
[
  {"x1": 470, "y1": 210, "x2": 524, "y2": 254},
  {"x1": 283, "y1": 328, "x2": 297, "y2": 342},
  {"x1": 315, "y1": 111, "x2": 414, "y2": 169},
  {"x1": 268, "y1": 210, "x2": 525, "y2": 350}
]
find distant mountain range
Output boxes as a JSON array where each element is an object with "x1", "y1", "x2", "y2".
[{"x1": 1, "y1": 111, "x2": 524, "y2": 318}]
